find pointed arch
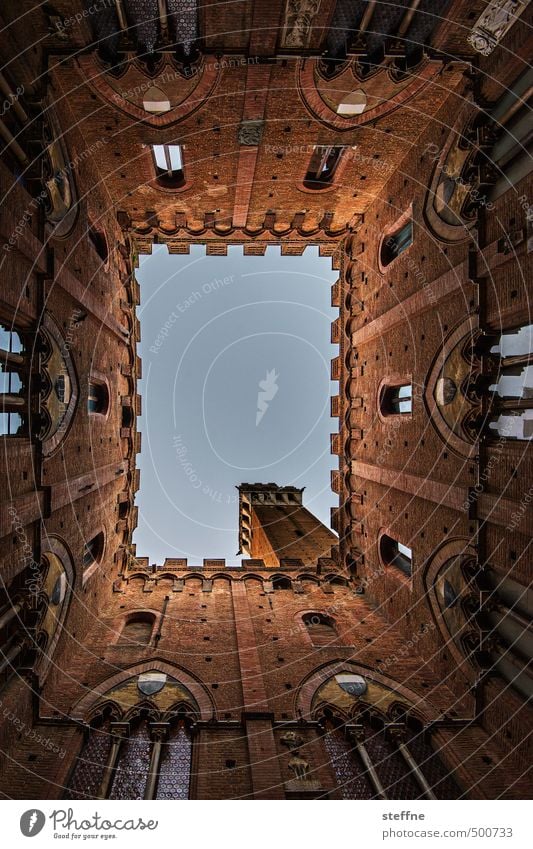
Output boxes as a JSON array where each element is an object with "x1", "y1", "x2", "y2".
[{"x1": 71, "y1": 661, "x2": 215, "y2": 722}]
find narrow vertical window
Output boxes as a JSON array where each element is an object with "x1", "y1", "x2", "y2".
[
  {"x1": 380, "y1": 219, "x2": 413, "y2": 267},
  {"x1": 88, "y1": 380, "x2": 109, "y2": 415},
  {"x1": 304, "y1": 145, "x2": 344, "y2": 189},
  {"x1": 88, "y1": 224, "x2": 109, "y2": 264},
  {"x1": 65, "y1": 719, "x2": 112, "y2": 800},
  {"x1": 380, "y1": 383, "x2": 412, "y2": 415},
  {"x1": 83, "y1": 532, "x2": 105, "y2": 571},
  {"x1": 0, "y1": 324, "x2": 27, "y2": 436},
  {"x1": 151, "y1": 144, "x2": 185, "y2": 188},
  {"x1": 380, "y1": 535, "x2": 412, "y2": 577},
  {"x1": 322, "y1": 718, "x2": 373, "y2": 799},
  {"x1": 108, "y1": 720, "x2": 151, "y2": 800},
  {"x1": 156, "y1": 721, "x2": 192, "y2": 799}
]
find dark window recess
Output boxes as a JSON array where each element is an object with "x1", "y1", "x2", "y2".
[
  {"x1": 380, "y1": 535, "x2": 412, "y2": 577},
  {"x1": 83, "y1": 532, "x2": 104, "y2": 570},
  {"x1": 380, "y1": 383, "x2": 412, "y2": 415},
  {"x1": 88, "y1": 381, "x2": 109, "y2": 414},
  {"x1": 303, "y1": 612, "x2": 337, "y2": 645},
  {"x1": 88, "y1": 225, "x2": 109, "y2": 263},
  {"x1": 381, "y1": 220, "x2": 413, "y2": 267},
  {"x1": 121, "y1": 406, "x2": 134, "y2": 428},
  {"x1": 303, "y1": 146, "x2": 344, "y2": 189}
]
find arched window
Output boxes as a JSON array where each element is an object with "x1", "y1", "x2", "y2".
[
  {"x1": 380, "y1": 383, "x2": 412, "y2": 415},
  {"x1": 156, "y1": 721, "x2": 192, "y2": 799},
  {"x1": 119, "y1": 614, "x2": 155, "y2": 647},
  {"x1": 88, "y1": 224, "x2": 109, "y2": 264},
  {"x1": 108, "y1": 719, "x2": 152, "y2": 800},
  {"x1": 488, "y1": 411, "x2": 533, "y2": 441},
  {"x1": 380, "y1": 535, "x2": 412, "y2": 577},
  {"x1": 337, "y1": 90, "x2": 367, "y2": 116},
  {"x1": 380, "y1": 219, "x2": 413, "y2": 267},
  {"x1": 65, "y1": 717, "x2": 113, "y2": 800},
  {"x1": 272, "y1": 575, "x2": 291, "y2": 590},
  {"x1": 66, "y1": 716, "x2": 193, "y2": 800},
  {"x1": 83, "y1": 532, "x2": 105, "y2": 572},
  {"x1": 151, "y1": 144, "x2": 185, "y2": 188},
  {"x1": 88, "y1": 380, "x2": 109, "y2": 415},
  {"x1": 303, "y1": 612, "x2": 337, "y2": 645},
  {"x1": 321, "y1": 711, "x2": 460, "y2": 799},
  {"x1": 303, "y1": 145, "x2": 344, "y2": 189},
  {"x1": 480, "y1": 569, "x2": 533, "y2": 701},
  {"x1": 322, "y1": 717, "x2": 373, "y2": 799}
]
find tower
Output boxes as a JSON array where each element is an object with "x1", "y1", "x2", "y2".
[{"x1": 238, "y1": 483, "x2": 338, "y2": 567}]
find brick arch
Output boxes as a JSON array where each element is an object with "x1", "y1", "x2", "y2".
[
  {"x1": 422, "y1": 537, "x2": 478, "y2": 675},
  {"x1": 297, "y1": 59, "x2": 441, "y2": 130},
  {"x1": 37, "y1": 534, "x2": 75, "y2": 683},
  {"x1": 424, "y1": 316, "x2": 480, "y2": 458},
  {"x1": 241, "y1": 573, "x2": 264, "y2": 583},
  {"x1": 210, "y1": 572, "x2": 232, "y2": 582},
  {"x1": 296, "y1": 660, "x2": 436, "y2": 721},
  {"x1": 71, "y1": 660, "x2": 215, "y2": 722},
  {"x1": 77, "y1": 54, "x2": 221, "y2": 127},
  {"x1": 423, "y1": 95, "x2": 478, "y2": 243},
  {"x1": 40, "y1": 313, "x2": 79, "y2": 457}
]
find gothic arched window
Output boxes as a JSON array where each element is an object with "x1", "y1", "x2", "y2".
[
  {"x1": 321, "y1": 717, "x2": 373, "y2": 799},
  {"x1": 479, "y1": 569, "x2": 533, "y2": 701},
  {"x1": 320, "y1": 710, "x2": 460, "y2": 800},
  {"x1": 66, "y1": 715, "x2": 194, "y2": 800},
  {"x1": 65, "y1": 717, "x2": 113, "y2": 800},
  {"x1": 108, "y1": 720, "x2": 152, "y2": 800},
  {"x1": 155, "y1": 721, "x2": 192, "y2": 799}
]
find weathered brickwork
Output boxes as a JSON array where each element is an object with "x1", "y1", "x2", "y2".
[{"x1": 0, "y1": 1, "x2": 530, "y2": 800}]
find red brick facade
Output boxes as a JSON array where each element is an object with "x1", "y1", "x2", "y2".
[{"x1": 0, "y1": 1, "x2": 531, "y2": 800}]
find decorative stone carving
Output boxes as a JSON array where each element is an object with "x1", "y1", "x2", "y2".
[
  {"x1": 281, "y1": 730, "x2": 304, "y2": 750},
  {"x1": 288, "y1": 752, "x2": 311, "y2": 781},
  {"x1": 467, "y1": 0, "x2": 529, "y2": 56},
  {"x1": 238, "y1": 120, "x2": 264, "y2": 146},
  {"x1": 281, "y1": 0, "x2": 322, "y2": 49}
]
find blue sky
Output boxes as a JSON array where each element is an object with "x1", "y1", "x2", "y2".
[{"x1": 133, "y1": 244, "x2": 338, "y2": 565}]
